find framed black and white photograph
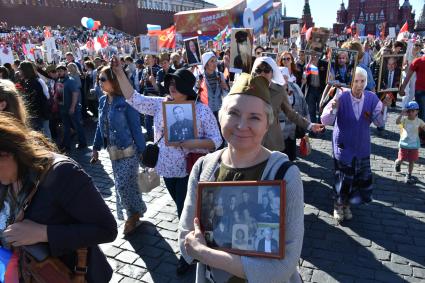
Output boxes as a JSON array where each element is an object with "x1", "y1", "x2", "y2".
[
  {"x1": 326, "y1": 48, "x2": 358, "y2": 87},
  {"x1": 229, "y1": 28, "x2": 253, "y2": 73},
  {"x1": 196, "y1": 180, "x2": 285, "y2": 259},
  {"x1": 306, "y1": 27, "x2": 330, "y2": 54},
  {"x1": 162, "y1": 101, "x2": 198, "y2": 146},
  {"x1": 184, "y1": 37, "x2": 202, "y2": 66},
  {"x1": 140, "y1": 35, "x2": 158, "y2": 55},
  {"x1": 378, "y1": 54, "x2": 404, "y2": 93}
]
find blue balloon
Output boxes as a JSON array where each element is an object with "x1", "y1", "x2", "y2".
[{"x1": 86, "y1": 18, "x2": 94, "y2": 29}]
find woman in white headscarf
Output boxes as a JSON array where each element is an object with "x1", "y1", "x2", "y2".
[{"x1": 251, "y1": 57, "x2": 324, "y2": 152}]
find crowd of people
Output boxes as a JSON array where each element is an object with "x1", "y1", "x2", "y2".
[{"x1": 0, "y1": 22, "x2": 425, "y2": 282}]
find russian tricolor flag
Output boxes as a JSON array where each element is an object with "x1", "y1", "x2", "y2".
[
  {"x1": 305, "y1": 64, "x2": 319, "y2": 76},
  {"x1": 147, "y1": 24, "x2": 161, "y2": 32}
]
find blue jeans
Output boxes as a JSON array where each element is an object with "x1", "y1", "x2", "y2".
[
  {"x1": 163, "y1": 176, "x2": 189, "y2": 219},
  {"x1": 306, "y1": 86, "x2": 321, "y2": 123},
  {"x1": 415, "y1": 91, "x2": 425, "y2": 121},
  {"x1": 61, "y1": 107, "x2": 87, "y2": 148}
]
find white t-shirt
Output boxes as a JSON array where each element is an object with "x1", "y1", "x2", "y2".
[{"x1": 399, "y1": 117, "x2": 425, "y2": 149}]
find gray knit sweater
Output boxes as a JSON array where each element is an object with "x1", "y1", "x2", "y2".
[{"x1": 178, "y1": 149, "x2": 304, "y2": 283}]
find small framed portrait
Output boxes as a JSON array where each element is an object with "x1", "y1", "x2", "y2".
[
  {"x1": 326, "y1": 48, "x2": 358, "y2": 87},
  {"x1": 140, "y1": 35, "x2": 158, "y2": 55},
  {"x1": 229, "y1": 28, "x2": 253, "y2": 73},
  {"x1": 162, "y1": 101, "x2": 198, "y2": 146},
  {"x1": 184, "y1": 37, "x2": 202, "y2": 66},
  {"x1": 196, "y1": 180, "x2": 285, "y2": 259},
  {"x1": 261, "y1": 52, "x2": 278, "y2": 62},
  {"x1": 378, "y1": 54, "x2": 404, "y2": 93},
  {"x1": 207, "y1": 40, "x2": 214, "y2": 50}
]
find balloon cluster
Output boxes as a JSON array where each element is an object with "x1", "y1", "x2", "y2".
[{"x1": 81, "y1": 17, "x2": 101, "y2": 31}]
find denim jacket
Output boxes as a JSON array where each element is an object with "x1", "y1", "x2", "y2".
[{"x1": 93, "y1": 95, "x2": 145, "y2": 154}]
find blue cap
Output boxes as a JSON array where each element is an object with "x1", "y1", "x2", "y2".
[{"x1": 406, "y1": 101, "x2": 419, "y2": 110}]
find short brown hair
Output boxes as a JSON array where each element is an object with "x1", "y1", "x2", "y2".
[{"x1": 341, "y1": 41, "x2": 364, "y2": 61}]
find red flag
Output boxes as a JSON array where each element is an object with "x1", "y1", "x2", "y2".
[
  {"x1": 97, "y1": 34, "x2": 108, "y2": 48},
  {"x1": 301, "y1": 23, "x2": 307, "y2": 34},
  {"x1": 305, "y1": 27, "x2": 313, "y2": 41},
  {"x1": 148, "y1": 25, "x2": 176, "y2": 49},
  {"x1": 22, "y1": 43, "x2": 28, "y2": 55},
  {"x1": 397, "y1": 21, "x2": 408, "y2": 41},
  {"x1": 399, "y1": 21, "x2": 408, "y2": 33}
]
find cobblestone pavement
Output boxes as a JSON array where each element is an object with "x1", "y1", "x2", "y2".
[{"x1": 69, "y1": 103, "x2": 425, "y2": 283}]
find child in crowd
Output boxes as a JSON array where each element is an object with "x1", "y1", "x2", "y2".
[{"x1": 395, "y1": 101, "x2": 425, "y2": 184}]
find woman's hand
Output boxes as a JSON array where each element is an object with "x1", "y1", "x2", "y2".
[
  {"x1": 310, "y1": 123, "x2": 326, "y2": 133},
  {"x1": 110, "y1": 55, "x2": 124, "y2": 77},
  {"x1": 383, "y1": 93, "x2": 394, "y2": 107},
  {"x1": 184, "y1": 218, "x2": 207, "y2": 261},
  {"x1": 3, "y1": 220, "x2": 48, "y2": 246}
]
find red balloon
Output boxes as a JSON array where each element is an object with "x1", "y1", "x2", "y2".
[{"x1": 92, "y1": 20, "x2": 101, "y2": 31}]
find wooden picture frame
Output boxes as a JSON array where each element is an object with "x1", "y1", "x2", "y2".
[
  {"x1": 377, "y1": 54, "x2": 404, "y2": 93},
  {"x1": 184, "y1": 37, "x2": 202, "y2": 66},
  {"x1": 196, "y1": 180, "x2": 286, "y2": 259},
  {"x1": 326, "y1": 48, "x2": 358, "y2": 88},
  {"x1": 162, "y1": 101, "x2": 198, "y2": 146}
]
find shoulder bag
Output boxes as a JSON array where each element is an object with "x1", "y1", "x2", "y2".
[
  {"x1": 141, "y1": 135, "x2": 163, "y2": 168},
  {"x1": 18, "y1": 156, "x2": 88, "y2": 283}
]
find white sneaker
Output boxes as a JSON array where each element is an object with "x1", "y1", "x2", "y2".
[
  {"x1": 333, "y1": 206, "x2": 344, "y2": 222},
  {"x1": 343, "y1": 206, "x2": 353, "y2": 220}
]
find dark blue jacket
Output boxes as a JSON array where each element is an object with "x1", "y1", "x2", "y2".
[
  {"x1": 93, "y1": 95, "x2": 145, "y2": 154},
  {"x1": 25, "y1": 155, "x2": 117, "y2": 283}
]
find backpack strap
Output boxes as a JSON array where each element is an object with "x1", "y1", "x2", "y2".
[{"x1": 274, "y1": 161, "x2": 294, "y2": 180}]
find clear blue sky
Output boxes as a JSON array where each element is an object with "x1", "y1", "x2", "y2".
[{"x1": 206, "y1": 0, "x2": 424, "y2": 28}]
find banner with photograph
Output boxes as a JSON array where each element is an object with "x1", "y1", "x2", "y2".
[{"x1": 140, "y1": 35, "x2": 159, "y2": 55}]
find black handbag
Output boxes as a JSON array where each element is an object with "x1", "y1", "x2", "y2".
[{"x1": 142, "y1": 135, "x2": 163, "y2": 168}]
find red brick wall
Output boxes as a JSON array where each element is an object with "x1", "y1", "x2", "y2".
[{"x1": 0, "y1": 0, "x2": 175, "y2": 36}]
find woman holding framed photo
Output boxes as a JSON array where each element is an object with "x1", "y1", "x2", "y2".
[
  {"x1": 111, "y1": 56, "x2": 222, "y2": 275},
  {"x1": 179, "y1": 74, "x2": 304, "y2": 282}
]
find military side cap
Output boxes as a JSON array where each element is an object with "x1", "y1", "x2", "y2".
[{"x1": 228, "y1": 73, "x2": 270, "y2": 104}]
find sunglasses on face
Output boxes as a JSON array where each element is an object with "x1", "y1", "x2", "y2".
[
  {"x1": 99, "y1": 76, "x2": 108, "y2": 82},
  {"x1": 282, "y1": 57, "x2": 291, "y2": 61},
  {"x1": 256, "y1": 67, "x2": 272, "y2": 74},
  {"x1": 256, "y1": 52, "x2": 262, "y2": 55}
]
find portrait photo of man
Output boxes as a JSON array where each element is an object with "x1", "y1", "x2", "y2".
[
  {"x1": 256, "y1": 227, "x2": 278, "y2": 253},
  {"x1": 379, "y1": 55, "x2": 402, "y2": 92},
  {"x1": 230, "y1": 29, "x2": 253, "y2": 73},
  {"x1": 167, "y1": 104, "x2": 195, "y2": 143},
  {"x1": 184, "y1": 37, "x2": 201, "y2": 66}
]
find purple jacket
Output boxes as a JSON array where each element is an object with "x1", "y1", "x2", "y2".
[{"x1": 332, "y1": 91, "x2": 380, "y2": 164}]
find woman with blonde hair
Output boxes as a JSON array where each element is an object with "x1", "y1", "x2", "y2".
[
  {"x1": 0, "y1": 79, "x2": 27, "y2": 124},
  {"x1": 0, "y1": 112, "x2": 117, "y2": 283}
]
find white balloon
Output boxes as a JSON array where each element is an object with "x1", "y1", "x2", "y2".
[{"x1": 81, "y1": 17, "x2": 89, "y2": 28}]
